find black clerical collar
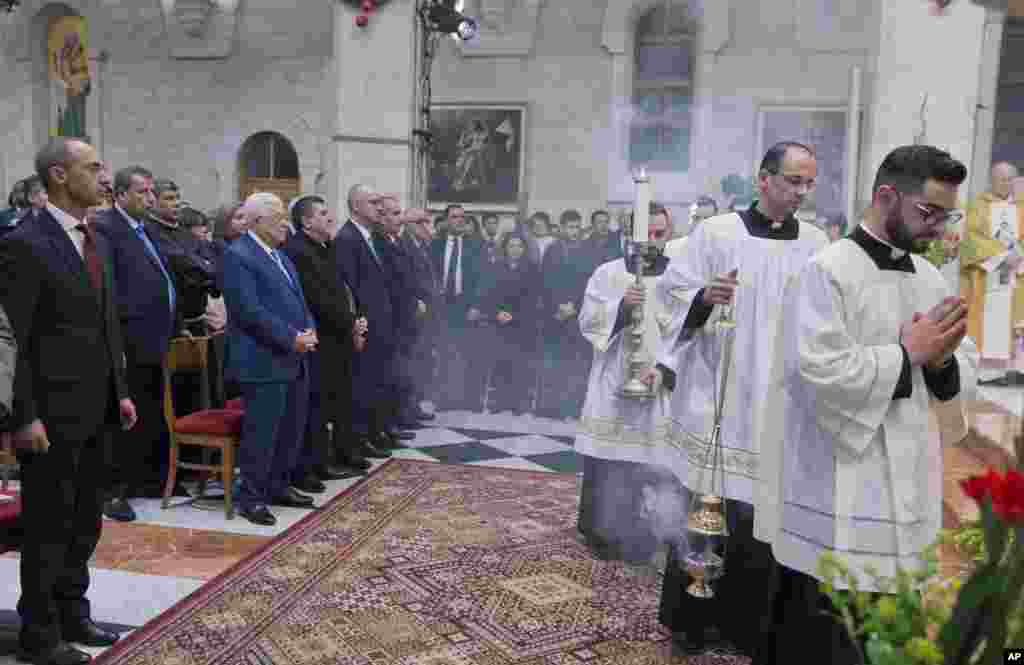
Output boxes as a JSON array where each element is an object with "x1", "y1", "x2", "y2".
[
  {"x1": 626, "y1": 253, "x2": 669, "y2": 277},
  {"x1": 847, "y1": 225, "x2": 915, "y2": 273},
  {"x1": 738, "y1": 202, "x2": 799, "y2": 239}
]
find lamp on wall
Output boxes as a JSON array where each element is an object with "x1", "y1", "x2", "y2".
[
  {"x1": 423, "y1": 0, "x2": 477, "y2": 40},
  {"x1": 1, "y1": 0, "x2": 20, "y2": 12}
]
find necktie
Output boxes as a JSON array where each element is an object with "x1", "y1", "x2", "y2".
[
  {"x1": 75, "y1": 224, "x2": 103, "y2": 294},
  {"x1": 366, "y1": 235, "x2": 382, "y2": 265},
  {"x1": 446, "y1": 237, "x2": 460, "y2": 296},
  {"x1": 134, "y1": 224, "x2": 176, "y2": 315},
  {"x1": 272, "y1": 250, "x2": 295, "y2": 287}
]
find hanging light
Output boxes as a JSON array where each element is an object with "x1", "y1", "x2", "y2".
[
  {"x1": 1, "y1": 0, "x2": 21, "y2": 12},
  {"x1": 425, "y1": 0, "x2": 477, "y2": 40}
]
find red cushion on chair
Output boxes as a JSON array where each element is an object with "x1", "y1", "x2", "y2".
[
  {"x1": 0, "y1": 491, "x2": 21, "y2": 525},
  {"x1": 225, "y1": 397, "x2": 245, "y2": 411},
  {"x1": 175, "y1": 409, "x2": 244, "y2": 437}
]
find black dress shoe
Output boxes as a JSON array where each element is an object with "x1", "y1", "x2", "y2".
[
  {"x1": 373, "y1": 432, "x2": 403, "y2": 449},
  {"x1": 337, "y1": 452, "x2": 372, "y2": 472},
  {"x1": 63, "y1": 618, "x2": 120, "y2": 647},
  {"x1": 415, "y1": 410, "x2": 436, "y2": 421},
  {"x1": 18, "y1": 642, "x2": 92, "y2": 665},
  {"x1": 102, "y1": 498, "x2": 136, "y2": 522},
  {"x1": 317, "y1": 464, "x2": 363, "y2": 480},
  {"x1": 239, "y1": 505, "x2": 276, "y2": 526},
  {"x1": 292, "y1": 474, "x2": 326, "y2": 494},
  {"x1": 272, "y1": 488, "x2": 315, "y2": 508},
  {"x1": 396, "y1": 420, "x2": 425, "y2": 430},
  {"x1": 387, "y1": 429, "x2": 416, "y2": 442},
  {"x1": 360, "y1": 439, "x2": 391, "y2": 458}
]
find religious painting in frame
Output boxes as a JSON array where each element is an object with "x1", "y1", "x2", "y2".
[
  {"x1": 428, "y1": 103, "x2": 527, "y2": 212},
  {"x1": 755, "y1": 105, "x2": 853, "y2": 226}
]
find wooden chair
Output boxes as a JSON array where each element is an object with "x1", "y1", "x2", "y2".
[{"x1": 162, "y1": 336, "x2": 244, "y2": 519}]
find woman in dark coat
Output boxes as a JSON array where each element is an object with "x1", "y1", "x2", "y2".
[{"x1": 476, "y1": 233, "x2": 540, "y2": 414}]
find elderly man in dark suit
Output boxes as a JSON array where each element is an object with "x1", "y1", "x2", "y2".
[
  {"x1": 0, "y1": 138, "x2": 137, "y2": 665},
  {"x1": 222, "y1": 192, "x2": 318, "y2": 526},
  {"x1": 282, "y1": 195, "x2": 370, "y2": 481},
  {"x1": 333, "y1": 185, "x2": 410, "y2": 458},
  {"x1": 399, "y1": 207, "x2": 440, "y2": 419},
  {"x1": 94, "y1": 166, "x2": 178, "y2": 522}
]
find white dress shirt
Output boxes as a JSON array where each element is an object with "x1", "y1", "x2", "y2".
[
  {"x1": 443, "y1": 235, "x2": 463, "y2": 296},
  {"x1": 46, "y1": 202, "x2": 86, "y2": 258}
]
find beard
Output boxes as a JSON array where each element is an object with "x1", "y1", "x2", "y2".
[{"x1": 884, "y1": 207, "x2": 932, "y2": 254}]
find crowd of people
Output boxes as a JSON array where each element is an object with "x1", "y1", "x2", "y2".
[{"x1": 0, "y1": 135, "x2": 982, "y2": 665}]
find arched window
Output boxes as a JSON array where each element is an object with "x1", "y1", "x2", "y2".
[
  {"x1": 238, "y1": 132, "x2": 301, "y2": 203},
  {"x1": 629, "y1": 3, "x2": 695, "y2": 172}
]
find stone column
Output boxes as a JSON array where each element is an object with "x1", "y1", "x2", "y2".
[
  {"x1": 331, "y1": 0, "x2": 418, "y2": 212},
  {"x1": 859, "y1": 0, "x2": 989, "y2": 205}
]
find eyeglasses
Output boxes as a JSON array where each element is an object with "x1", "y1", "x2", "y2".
[{"x1": 913, "y1": 202, "x2": 963, "y2": 226}]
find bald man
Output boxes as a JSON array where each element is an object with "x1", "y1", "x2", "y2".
[{"x1": 961, "y1": 161, "x2": 1024, "y2": 384}]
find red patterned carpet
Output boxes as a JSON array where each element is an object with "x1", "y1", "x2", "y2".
[{"x1": 94, "y1": 460, "x2": 746, "y2": 665}]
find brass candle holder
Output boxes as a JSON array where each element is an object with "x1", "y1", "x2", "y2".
[
  {"x1": 617, "y1": 240, "x2": 657, "y2": 400},
  {"x1": 683, "y1": 287, "x2": 738, "y2": 598}
]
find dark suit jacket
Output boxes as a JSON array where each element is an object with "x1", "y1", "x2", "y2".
[
  {"x1": 541, "y1": 239, "x2": 593, "y2": 337},
  {"x1": 222, "y1": 233, "x2": 314, "y2": 384},
  {"x1": 281, "y1": 230, "x2": 355, "y2": 404},
  {"x1": 430, "y1": 234, "x2": 484, "y2": 317},
  {"x1": 334, "y1": 220, "x2": 397, "y2": 352},
  {"x1": 376, "y1": 232, "x2": 423, "y2": 349},
  {"x1": 93, "y1": 207, "x2": 176, "y2": 366},
  {"x1": 0, "y1": 208, "x2": 128, "y2": 443}
]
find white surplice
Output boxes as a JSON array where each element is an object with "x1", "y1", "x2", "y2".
[
  {"x1": 575, "y1": 258, "x2": 674, "y2": 464},
  {"x1": 755, "y1": 234, "x2": 970, "y2": 590},
  {"x1": 655, "y1": 213, "x2": 829, "y2": 503}
]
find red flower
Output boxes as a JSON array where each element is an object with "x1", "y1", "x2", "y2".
[
  {"x1": 960, "y1": 469, "x2": 1003, "y2": 502},
  {"x1": 992, "y1": 469, "x2": 1024, "y2": 524}
]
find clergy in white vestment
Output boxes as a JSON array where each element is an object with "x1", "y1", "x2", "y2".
[
  {"x1": 575, "y1": 203, "x2": 683, "y2": 565},
  {"x1": 651, "y1": 142, "x2": 829, "y2": 661},
  {"x1": 756, "y1": 145, "x2": 969, "y2": 665}
]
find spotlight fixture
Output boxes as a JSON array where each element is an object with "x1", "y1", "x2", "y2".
[
  {"x1": 425, "y1": 0, "x2": 476, "y2": 40},
  {"x1": 1, "y1": 0, "x2": 20, "y2": 12}
]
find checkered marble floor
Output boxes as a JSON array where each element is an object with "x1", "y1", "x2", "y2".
[{"x1": 0, "y1": 407, "x2": 586, "y2": 660}]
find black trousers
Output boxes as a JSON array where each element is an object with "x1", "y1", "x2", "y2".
[
  {"x1": 108, "y1": 362, "x2": 167, "y2": 494},
  {"x1": 659, "y1": 499, "x2": 779, "y2": 662},
  {"x1": 17, "y1": 434, "x2": 106, "y2": 650},
  {"x1": 774, "y1": 566, "x2": 868, "y2": 665}
]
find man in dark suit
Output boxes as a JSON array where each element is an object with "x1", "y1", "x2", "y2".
[
  {"x1": 431, "y1": 205, "x2": 485, "y2": 411},
  {"x1": 586, "y1": 209, "x2": 623, "y2": 267},
  {"x1": 222, "y1": 192, "x2": 318, "y2": 526},
  {"x1": 537, "y1": 209, "x2": 593, "y2": 420},
  {"x1": 282, "y1": 195, "x2": 370, "y2": 480},
  {"x1": 93, "y1": 166, "x2": 178, "y2": 522},
  {"x1": 399, "y1": 208, "x2": 440, "y2": 418},
  {"x1": 0, "y1": 138, "x2": 137, "y2": 665},
  {"x1": 333, "y1": 185, "x2": 409, "y2": 457},
  {"x1": 374, "y1": 196, "x2": 434, "y2": 429}
]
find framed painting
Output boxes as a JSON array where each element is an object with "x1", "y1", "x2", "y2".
[
  {"x1": 428, "y1": 103, "x2": 527, "y2": 212},
  {"x1": 755, "y1": 105, "x2": 855, "y2": 225}
]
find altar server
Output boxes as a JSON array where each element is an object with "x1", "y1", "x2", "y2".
[
  {"x1": 653, "y1": 141, "x2": 829, "y2": 661},
  {"x1": 756, "y1": 145, "x2": 969, "y2": 665},
  {"x1": 575, "y1": 203, "x2": 681, "y2": 564}
]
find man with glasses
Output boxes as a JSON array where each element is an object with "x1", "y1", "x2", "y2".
[
  {"x1": 756, "y1": 145, "x2": 971, "y2": 664},
  {"x1": 961, "y1": 161, "x2": 1024, "y2": 385},
  {"x1": 651, "y1": 141, "x2": 829, "y2": 662}
]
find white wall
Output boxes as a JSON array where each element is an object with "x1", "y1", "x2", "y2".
[{"x1": 432, "y1": 0, "x2": 877, "y2": 221}]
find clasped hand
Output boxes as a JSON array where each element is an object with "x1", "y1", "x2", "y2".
[
  {"x1": 497, "y1": 311, "x2": 513, "y2": 324},
  {"x1": 900, "y1": 296, "x2": 968, "y2": 368},
  {"x1": 294, "y1": 329, "x2": 318, "y2": 353}
]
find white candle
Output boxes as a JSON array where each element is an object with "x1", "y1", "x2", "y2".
[{"x1": 633, "y1": 169, "x2": 650, "y2": 243}]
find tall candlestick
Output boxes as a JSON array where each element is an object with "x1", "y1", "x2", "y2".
[{"x1": 633, "y1": 169, "x2": 650, "y2": 243}]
